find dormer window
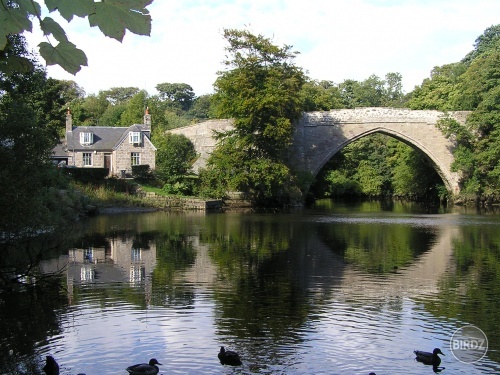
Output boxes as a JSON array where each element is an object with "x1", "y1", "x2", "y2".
[
  {"x1": 129, "y1": 131, "x2": 142, "y2": 144},
  {"x1": 80, "y1": 132, "x2": 93, "y2": 145}
]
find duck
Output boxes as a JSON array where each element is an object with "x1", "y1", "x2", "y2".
[
  {"x1": 42, "y1": 356, "x2": 59, "y2": 375},
  {"x1": 414, "y1": 348, "x2": 444, "y2": 366},
  {"x1": 126, "y1": 358, "x2": 162, "y2": 375},
  {"x1": 218, "y1": 346, "x2": 242, "y2": 366}
]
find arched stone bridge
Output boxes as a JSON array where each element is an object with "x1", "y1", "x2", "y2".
[{"x1": 169, "y1": 108, "x2": 469, "y2": 195}]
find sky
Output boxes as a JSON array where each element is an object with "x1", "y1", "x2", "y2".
[{"x1": 24, "y1": 0, "x2": 500, "y2": 97}]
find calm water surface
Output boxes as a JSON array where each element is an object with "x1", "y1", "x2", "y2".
[{"x1": 1, "y1": 200, "x2": 499, "y2": 374}]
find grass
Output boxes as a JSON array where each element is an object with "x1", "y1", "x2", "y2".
[{"x1": 71, "y1": 181, "x2": 148, "y2": 207}]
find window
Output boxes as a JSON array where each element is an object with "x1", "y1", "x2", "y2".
[
  {"x1": 79, "y1": 132, "x2": 93, "y2": 145},
  {"x1": 129, "y1": 131, "x2": 141, "y2": 144},
  {"x1": 131, "y1": 152, "x2": 140, "y2": 166},
  {"x1": 83, "y1": 152, "x2": 92, "y2": 166},
  {"x1": 131, "y1": 247, "x2": 141, "y2": 262}
]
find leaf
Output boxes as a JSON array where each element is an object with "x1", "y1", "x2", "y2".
[
  {"x1": 38, "y1": 41, "x2": 88, "y2": 75},
  {"x1": 45, "y1": 0, "x2": 95, "y2": 21},
  {"x1": 40, "y1": 17, "x2": 68, "y2": 43},
  {"x1": 0, "y1": 7, "x2": 33, "y2": 49},
  {"x1": 16, "y1": 0, "x2": 42, "y2": 16},
  {"x1": 89, "y1": 1, "x2": 152, "y2": 42}
]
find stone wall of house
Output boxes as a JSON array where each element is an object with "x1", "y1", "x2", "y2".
[
  {"x1": 74, "y1": 150, "x2": 103, "y2": 168},
  {"x1": 114, "y1": 138, "x2": 156, "y2": 176}
]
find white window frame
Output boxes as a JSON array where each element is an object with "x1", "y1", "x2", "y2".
[
  {"x1": 131, "y1": 152, "x2": 140, "y2": 166},
  {"x1": 80, "y1": 132, "x2": 93, "y2": 145},
  {"x1": 129, "y1": 131, "x2": 142, "y2": 144},
  {"x1": 82, "y1": 152, "x2": 92, "y2": 166}
]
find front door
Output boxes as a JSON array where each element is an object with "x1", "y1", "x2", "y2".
[{"x1": 104, "y1": 154, "x2": 111, "y2": 175}]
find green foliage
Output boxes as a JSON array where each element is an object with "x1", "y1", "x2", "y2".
[
  {"x1": 132, "y1": 164, "x2": 153, "y2": 182},
  {"x1": 153, "y1": 132, "x2": 197, "y2": 195},
  {"x1": 1, "y1": 0, "x2": 153, "y2": 75},
  {"x1": 63, "y1": 167, "x2": 109, "y2": 183},
  {"x1": 98, "y1": 102, "x2": 127, "y2": 126},
  {"x1": 203, "y1": 29, "x2": 306, "y2": 206},
  {"x1": 338, "y1": 73, "x2": 405, "y2": 108},
  {"x1": 300, "y1": 80, "x2": 343, "y2": 111},
  {"x1": 462, "y1": 24, "x2": 500, "y2": 64},
  {"x1": 355, "y1": 160, "x2": 384, "y2": 196},
  {"x1": 119, "y1": 90, "x2": 147, "y2": 126},
  {"x1": 312, "y1": 134, "x2": 444, "y2": 200},
  {"x1": 406, "y1": 63, "x2": 467, "y2": 110},
  {"x1": 430, "y1": 34, "x2": 500, "y2": 199},
  {"x1": 186, "y1": 94, "x2": 212, "y2": 121},
  {"x1": 155, "y1": 82, "x2": 195, "y2": 111},
  {"x1": 324, "y1": 170, "x2": 361, "y2": 196},
  {"x1": 154, "y1": 133, "x2": 196, "y2": 179},
  {"x1": 102, "y1": 87, "x2": 140, "y2": 105}
]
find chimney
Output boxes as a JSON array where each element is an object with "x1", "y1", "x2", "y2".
[
  {"x1": 143, "y1": 106, "x2": 151, "y2": 130},
  {"x1": 66, "y1": 108, "x2": 73, "y2": 133}
]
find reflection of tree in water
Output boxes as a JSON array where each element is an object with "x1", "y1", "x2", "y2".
[
  {"x1": 205, "y1": 218, "x2": 346, "y2": 367},
  {"x1": 422, "y1": 225, "x2": 500, "y2": 363},
  {"x1": 0, "y1": 281, "x2": 66, "y2": 374},
  {"x1": 317, "y1": 221, "x2": 438, "y2": 273},
  {"x1": 150, "y1": 233, "x2": 197, "y2": 307}
]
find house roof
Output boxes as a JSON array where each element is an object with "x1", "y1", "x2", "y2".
[{"x1": 65, "y1": 124, "x2": 152, "y2": 151}]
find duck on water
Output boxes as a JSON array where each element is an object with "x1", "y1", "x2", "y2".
[
  {"x1": 414, "y1": 348, "x2": 445, "y2": 372},
  {"x1": 126, "y1": 358, "x2": 162, "y2": 375},
  {"x1": 218, "y1": 346, "x2": 242, "y2": 366}
]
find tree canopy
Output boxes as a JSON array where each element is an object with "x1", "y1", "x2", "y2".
[{"x1": 200, "y1": 29, "x2": 306, "y2": 206}]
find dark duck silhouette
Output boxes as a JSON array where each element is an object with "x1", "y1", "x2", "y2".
[
  {"x1": 414, "y1": 348, "x2": 445, "y2": 372},
  {"x1": 126, "y1": 358, "x2": 162, "y2": 375},
  {"x1": 218, "y1": 346, "x2": 242, "y2": 366},
  {"x1": 43, "y1": 356, "x2": 60, "y2": 375}
]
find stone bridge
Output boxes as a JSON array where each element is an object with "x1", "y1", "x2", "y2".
[{"x1": 169, "y1": 108, "x2": 469, "y2": 195}]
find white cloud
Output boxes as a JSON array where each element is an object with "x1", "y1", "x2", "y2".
[{"x1": 24, "y1": 0, "x2": 500, "y2": 96}]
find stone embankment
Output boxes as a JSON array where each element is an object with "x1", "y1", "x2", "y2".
[{"x1": 141, "y1": 191, "x2": 223, "y2": 211}]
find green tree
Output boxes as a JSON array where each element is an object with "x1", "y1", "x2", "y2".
[
  {"x1": 383, "y1": 72, "x2": 405, "y2": 107},
  {"x1": 186, "y1": 94, "x2": 212, "y2": 121},
  {"x1": 102, "y1": 87, "x2": 140, "y2": 105},
  {"x1": 80, "y1": 91, "x2": 110, "y2": 125},
  {"x1": 406, "y1": 62, "x2": 467, "y2": 110},
  {"x1": 99, "y1": 103, "x2": 127, "y2": 126},
  {"x1": 300, "y1": 79, "x2": 343, "y2": 111},
  {"x1": 1, "y1": 0, "x2": 153, "y2": 75},
  {"x1": 0, "y1": 35, "x2": 70, "y2": 235},
  {"x1": 154, "y1": 133, "x2": 197, "y2": 195},
  {"x1": 462, "y1": 24, "x2": 500, "y2": 64},
  {"x1": 339, "y1": 73, "x2": 405, "y2": 108},
  {"x1": 155, "y1": 82, "x2": 195, "y2": 111},
  {"x1": 200, "y1": 29, "x2": 306, "y2": 206},
  {"x1": 119, "y1": 90, "x2": 147, "y2": 126}
]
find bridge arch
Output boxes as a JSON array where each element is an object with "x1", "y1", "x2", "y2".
[
  {"x1": 313, "y1": 127, "x2": 456, "y2": 193},
  {"x1": 169, "y1": 108, "x2": 469, "y2": 196}
]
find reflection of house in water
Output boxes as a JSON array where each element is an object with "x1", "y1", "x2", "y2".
[{"x1": 67, "y1": 235, "x2": 157, "y2": 284}]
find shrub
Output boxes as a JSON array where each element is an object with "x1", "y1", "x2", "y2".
[
  {"x1": 132, "y1": 165, "x2": 153, "y2": 182},
  {"x1": 63, "y1": 167, "x2": 109, "y2": 184}
]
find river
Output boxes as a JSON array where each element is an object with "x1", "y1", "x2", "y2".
[{"x1": 1, "y1": 200, "x2": 499, "y2": 374}]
